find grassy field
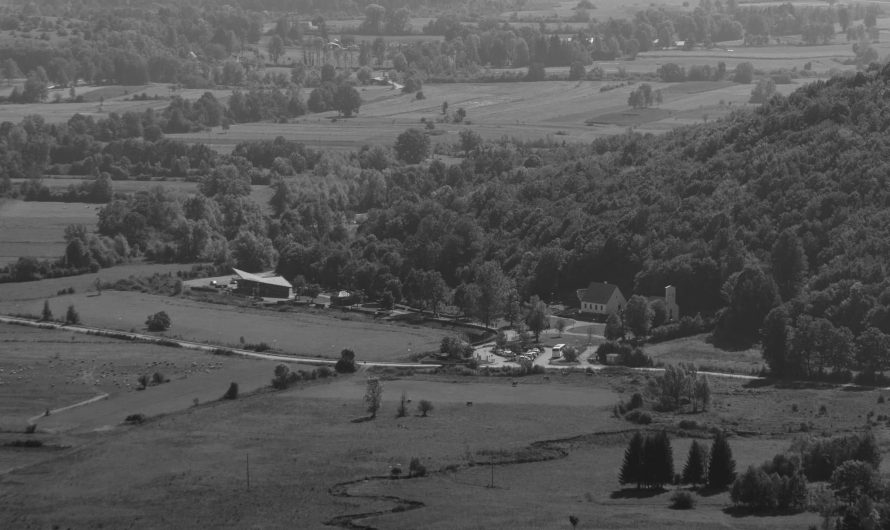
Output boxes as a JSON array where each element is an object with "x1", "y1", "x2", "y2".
[
  {"x1": 5, "y1": 366, "x2": 886, "y2": 528},
  {"x1": 0, "y1": 200, "x2": 100, "y2": 267},
  {"x1": 0, "y1": 289, "x2": 444, "y2": 362},
  {"x1": 645, "y1": 334, "x2": 765, "y2": 374},
  {"x1": 167, "y1": 77, "x2": 793, "y2": 152}
]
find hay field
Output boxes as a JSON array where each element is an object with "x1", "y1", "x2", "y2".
[
  {"x1": 167, "y1": 78, "x2": 788, "y2": 152},
  {"x1": 0, "y1": 200, "x2": 99, "y2": 267},
  {"x1": 0, "y1": 290, "x2": 443, "y2": 362}
]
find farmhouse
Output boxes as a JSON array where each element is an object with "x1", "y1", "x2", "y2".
[
  {"x1": 576, "y1": 282, "x2": 626, "y2": 316},
  {"x1": 231, "y1": 268, "x2": 293, "y2": 299},
  {"x1": 647, "y1": 285, "x2": 680, "y2": 322}
]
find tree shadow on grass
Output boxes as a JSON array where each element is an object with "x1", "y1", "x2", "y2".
[
  {"x1": 610, "y1": 488, "x2": 665, "y2": 499},
  {"x1": 695, "y1": 485, "x2": 729, "y2": 498},
  {"x1": 723, "y1": 505, "x2": 803, "y2": 518}
]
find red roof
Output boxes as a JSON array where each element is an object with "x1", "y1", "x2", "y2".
[{"x1": 576, "y1": 282, "x2": 620, "y2": 304}]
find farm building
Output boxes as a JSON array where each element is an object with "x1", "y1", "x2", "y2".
[
  {"x1": 231, "y1": 268, "x2": 293, "y2": 299},
  {"x1": 646, "y1": 285, "x2": 680, "y2": 322},
  {"x1": 576, "y1": 282, "x2": 626, "y2": 316}
]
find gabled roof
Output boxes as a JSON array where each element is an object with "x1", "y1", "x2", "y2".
[
  {"x1": 232, "y1": 268, "x2": 292, "y2": 288},
  {"x1": 577, "y1": 282, "x2": 620, "y2": 304}
]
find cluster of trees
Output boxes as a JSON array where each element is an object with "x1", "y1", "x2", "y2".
[
  {"x1": 619, "y1": 430, "x2": 736, "y2": 490},
  {"x1": 626, "y1": 83, "x2": 663, "y2": 109},
  {"x1": 655, "y1": 363, "x2": 711, "y2": 412},
  {"x1": 0, "y1": 3, "x2": 264, "y2": 89},
  {"x1": 730, "y1": 431, "x2": 880, "y2": 521}
]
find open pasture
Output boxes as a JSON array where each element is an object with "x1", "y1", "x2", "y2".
[
  {"x1": 0, "y1": 290, "x2": 443, "y2": 362},
  {"x1": 3, "y1": 369, "x2": 885, "y2": 528},
  {"x1": 0, "y1": 322, "x2": 291, "y2": 428},
  {"x1": 168, "y1": 78, "x2": 785, "y2": 152},
  {"x1": 644, "y1": 334, "x2": 764, "y2": 374},
  {"x1": 0, "y1": 200, "x2": 99, "y2": 267}
]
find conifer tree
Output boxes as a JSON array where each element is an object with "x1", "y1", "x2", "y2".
[
  {"x1": 708, "y1": 431, "x2": 737, "y2": 489},
  {"x1": 649, "y1": 430, "x2": 674, "y2": 489},
  {"x1": 619, "y1": 431, "x2": 645, "y2": 489},
  {"x1": 41, "y1": 300, "x2": 53, "y2": 321},
  {"x1": 682, "y1": 440, "x2": 708, "y2": 487}
]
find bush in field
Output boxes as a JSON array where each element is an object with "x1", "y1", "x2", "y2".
[
  {"x1": 125, "y1": 413, "x2": 146, "y2": 424},
  {"x1": 316, "y1": 366, "x2": 333, "y2": 378},
  {"x1": 409, "y1": 457, "x2": 427, "y2": 477},
  {"x1": 146, "y1": 311, "x2": 171, "y2": 331},
  {"x1": 670, "y1": 490, "x2": 696, "y2": 509},
  {"x1": 271, "y1": 364, "x2": 299, "y2": 389},
  {"x1": 137, "y1": 374, "x2": 150, "y2": 389},
  {"x1": 365, "y1": 377, "x2": 383, "y2": 418},
  {"x1": 625, "y1": 410, "x2": 652, "y2": 425},
  {"x1": 222, "y1": 382, "x2": 239, "y2": 400},
  {"x1": 418, "y1": 399, "x2": 433, "y2": 417},
  {"x1": 152, "y1": 372, "x2": 166, "y2": 385},
  {"x1": 41, "y1": 300, "x2": 53, "y2": 321},
  {"x1": 65, "y1": 304, "x2": 80, "y2": 325},
  {"x1": 397, "y1": 391, "x2": 408, "y2": 418},
  {"x1": 335, "y1": 348, "x2": 357, "y2": 373}
]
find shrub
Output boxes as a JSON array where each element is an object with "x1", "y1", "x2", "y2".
[
  {"x1": 146, "y1": 311, "x2": 171, "y2": 331},
  {"x1": 418, "y1": 399, "x2": 433, "y2": 417},
  {"x1": 670, "y1": 490, "x2": 696, "y2": 509},
  {"x1": 625, "y1": 410, "x2": 652, "y2": 425},
  {"x1": 629, "y1": 393, "x2": 644, "y2": 410},
  {"x1": 125, "y1": 413, "x2": 146, "y2": 424},
  {"x1": 152, "y1": 372, "x2": 166, "y2": 385},
  {"x1": 137, "y1": 374, "x2": 150, "y2": 389},
  {"x1": 41, "y1": 300, "x2": 53, "y2": 321},
  {"x1": 271, "y1": 364, "x2": 299, "y2": 389},
  {"x1": 397, "y1": 391, "x2": 408, "y2": 418},
  {"x1": 24, "y1": 424, "x2": 36, "y2": 434},
  {"x1": 316, "y1": 366, "x2": 333, "y2": 378},
  {"x1": 678, "y1": 419, "x2": 700, "y2": 430},
  {"x1": 6, "y1": 440, "x2": 43, "y2": 448},
  {"x1": 222, "y1": 382, "x2": 239, "y2": 399},
  {"x1": 409, "y1": 457, "x2": 427, "y2": 477}
]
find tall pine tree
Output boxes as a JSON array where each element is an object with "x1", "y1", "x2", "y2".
[
  {"x1": 682, "y1": 440, "x2": 708, "y2": 487},
  {"x1": 619, "y1": 431, "x2": 645, "y2": 489},
  {"x1": 708, "y1": 431, "x2": 737, "y2": 489}
]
